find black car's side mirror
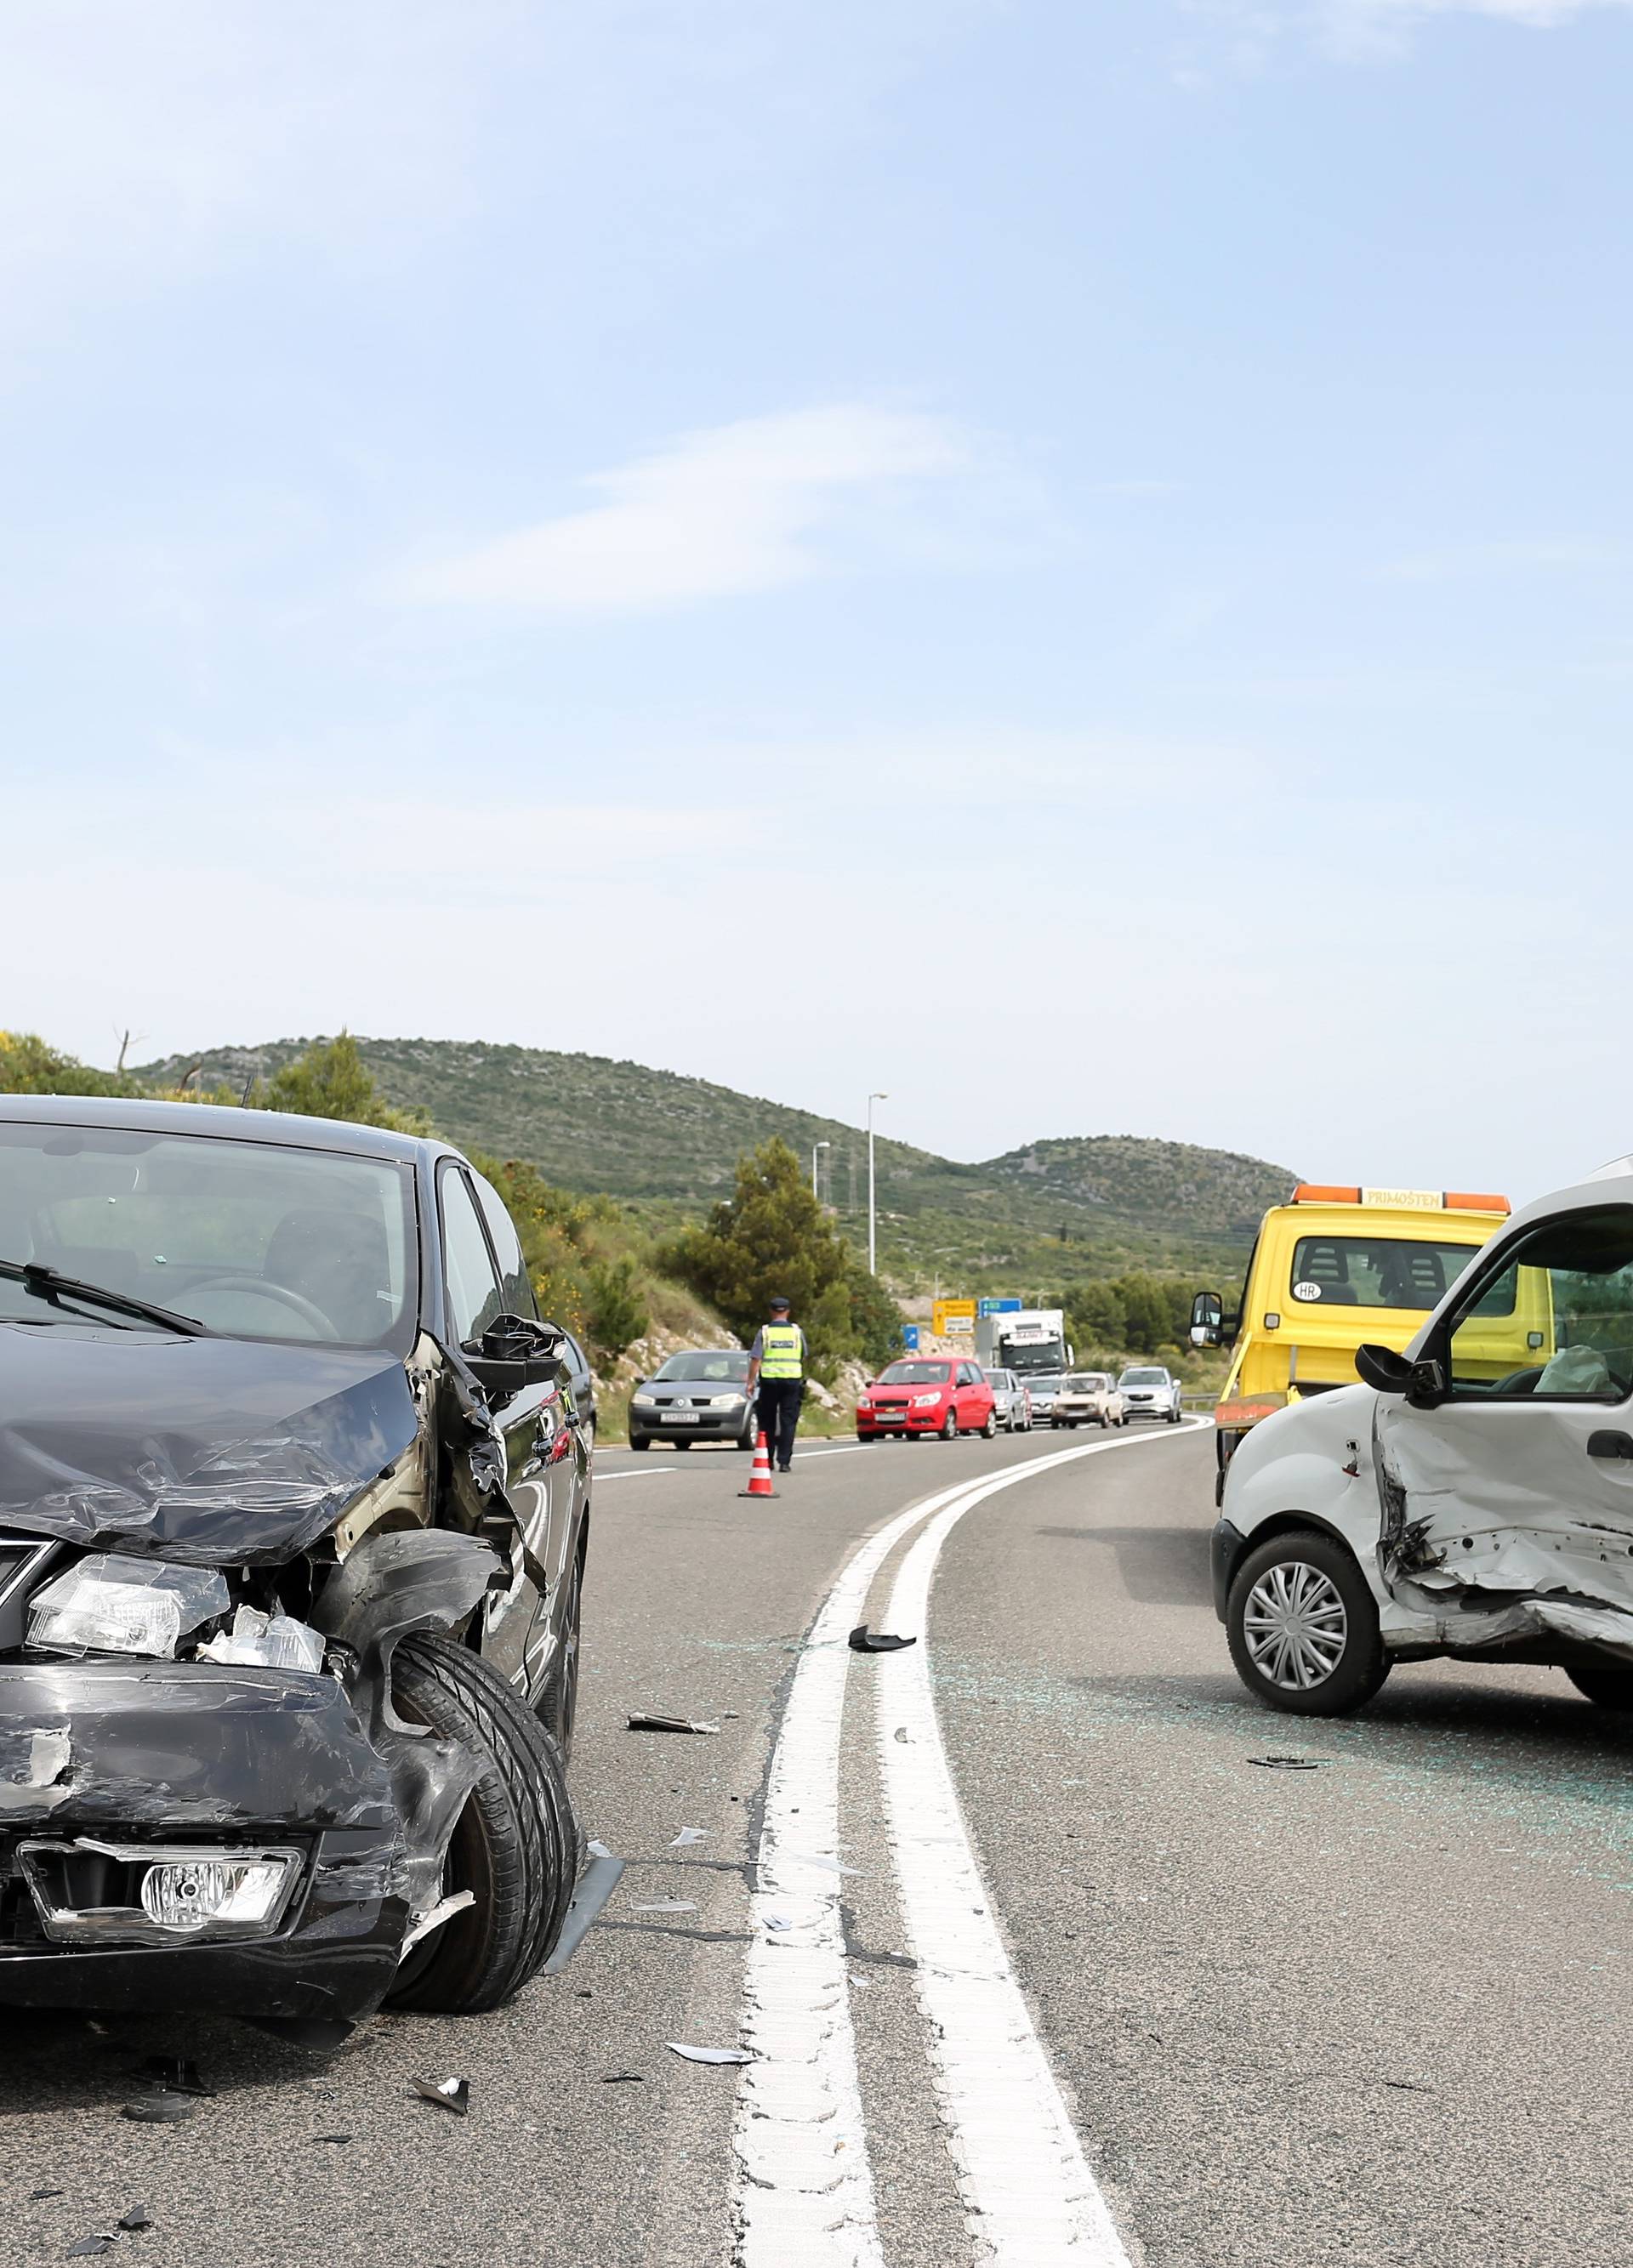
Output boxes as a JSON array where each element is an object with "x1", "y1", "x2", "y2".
[
  {"x1": 462, "y1": 1312, "x2": 566, "y2": 1393},
  {"x1": 1355, "y1": 1341, "x2": 1446, "y2": 1407},
  {"x1": 1190, "y1": 1290, "x2": 1224, "y2": 1348}
]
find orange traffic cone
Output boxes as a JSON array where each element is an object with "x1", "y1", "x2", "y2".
[{"x1": 739, "y1": 1430, "x2": 778, "y2": 1498}]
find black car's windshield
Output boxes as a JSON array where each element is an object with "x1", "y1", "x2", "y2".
[
  {"x1": 0, "y1": 1121, "x2": 418, "y2": 1352},
  {"x1": 878, "y1": 1361, "x2": 953, "y2": 1384},
  {"x1": 655, "y1": 1351, "x2": 751, "y2": 1383}
]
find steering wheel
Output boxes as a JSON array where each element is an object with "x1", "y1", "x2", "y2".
[{"x1": 186, "y1": 1275, "x2": 339, "y2": 1339}]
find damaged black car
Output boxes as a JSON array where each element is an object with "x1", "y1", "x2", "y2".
[{"x1": 0, "y1": 1096, "x2": 588, "y2": 2023}]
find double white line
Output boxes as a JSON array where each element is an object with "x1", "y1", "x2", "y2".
[{"x1": 731, "y1": 1425, "x2": 1203, "y2": 2265}]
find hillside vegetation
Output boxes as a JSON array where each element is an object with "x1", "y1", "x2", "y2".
[{"x1": 133, "y1": 1035, "x2": 1298, "y2": 1287}]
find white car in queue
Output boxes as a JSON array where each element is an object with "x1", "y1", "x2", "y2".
[{"x1": 1215, "y1": 1157, "x2": 1633, "y2": 1716}]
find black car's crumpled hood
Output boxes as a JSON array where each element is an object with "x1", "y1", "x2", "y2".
[{"x1": 0, "y1": 1328, "x2": 419, "y2": 1566}]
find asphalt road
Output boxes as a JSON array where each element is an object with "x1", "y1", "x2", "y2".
[{"x1": 5, "y1": 1422, "x2": 1632, "y2": 2266}]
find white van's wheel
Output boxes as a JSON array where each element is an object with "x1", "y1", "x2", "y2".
[{"x1": 1226, "y1": 1531, "x2": 1389, "y2": 1715}]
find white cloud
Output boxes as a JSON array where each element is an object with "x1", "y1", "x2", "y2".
[{"x1": 403, "y1": 405, "x2": 979, "y2": 613}]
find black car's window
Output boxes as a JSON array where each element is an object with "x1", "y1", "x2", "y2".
[
  {"x1": 0, "y1": 1120, "x2": 417, "y2": 1350},
  {"x1": 440, "y1": 1168, "x2": 505, "y2": 1344},
  {"x1": 472, "y1": 1173, "x2": 536, "y2": 1318}
]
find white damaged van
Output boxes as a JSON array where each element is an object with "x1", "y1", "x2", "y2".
[{"x1": 1215, "y1": 1157, "x2": 1633, "y2": 1714}]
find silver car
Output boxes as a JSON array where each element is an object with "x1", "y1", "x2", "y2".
[
  {"x1": 629, "y1": 1350, "x2": 756, "y2": 1449},
  {"x1": 983, "y1": 1367, "x2": 1034, "y2": 1432},
  {"x1": 1116, "y1": 1365, "x2": 1183, "y2": 1424},
  {"x1": 1021, "y1": 1373, "x2": 1065, "y2": 1423}
]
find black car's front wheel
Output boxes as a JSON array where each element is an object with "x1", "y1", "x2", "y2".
[{"x1": 385, "y1": 1634, "x2": 578, "y2": 2015}]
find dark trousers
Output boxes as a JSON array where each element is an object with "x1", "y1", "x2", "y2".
[{"x1": 757, "y1": 1378, "x2": 804, "y2": 1469}]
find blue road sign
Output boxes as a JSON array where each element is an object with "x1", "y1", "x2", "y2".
[{"x1": 902, "y1": 1323, "x2": 921, "y2": 1350}]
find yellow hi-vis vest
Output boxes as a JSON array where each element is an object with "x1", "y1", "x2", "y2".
[{"x1": 759, "y1": 1323, "x2": 805, "y2": 1380}]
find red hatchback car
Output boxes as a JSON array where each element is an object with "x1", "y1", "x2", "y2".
[{"x1": 856, "y1": 1356, "x2": 997, "y2": 1441}]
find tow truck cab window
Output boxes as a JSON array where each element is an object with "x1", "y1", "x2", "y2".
[
  {"x1": 1291, "y1": 1235, "x2": 1483, "y2": 1310},
  {"x1": 440, "y1": 1166, "x2": 505, "y2": 1344},
  {"x1": 1445, "y1": 1205, "x2": 1633, "y2": 1401}
]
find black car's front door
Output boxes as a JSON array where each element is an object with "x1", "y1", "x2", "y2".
[{"x1": 438, "y1": 1162, "x2": 560, "y2": 1700}]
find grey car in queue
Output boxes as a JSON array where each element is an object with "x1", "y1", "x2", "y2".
[{"x1": 629, "y1": 1349, "x2": 757, "y2": 1449}]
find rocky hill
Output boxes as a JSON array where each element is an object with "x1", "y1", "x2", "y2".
[{"x1": 134, "y1": 1036, "x2": 1297, "y2": 1287}]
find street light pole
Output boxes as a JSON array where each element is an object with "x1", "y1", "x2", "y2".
[
  {"x1": 867, "y1": 1093, "x2": 887, "y2": 1276},
  {"x1": 811, "y1": 1139, "x2": 830, "y2": 1201}
]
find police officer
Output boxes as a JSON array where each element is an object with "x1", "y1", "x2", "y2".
[{"x1": 746, "y1": 1295, "x2": 806, "y2": 1474}]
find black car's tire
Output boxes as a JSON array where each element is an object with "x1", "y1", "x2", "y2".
[
  {"x1": 539, "y1": 1541, "x2": 583, "y2": 1764},
  {"x1": 1565, "y1": 1661, "x2": 1633, "y2": 1708},
  {"x1": 630, "y1": 1435, "x2": 651, "y2": 1452},
  {"x1": 1226, "y1": 1530, "x2": 1389, "y2": 1717},
  {"x1": 385, "y1": 1635, "x2": 578, "y2": 2014},
  {"x1": 940, "y1": 1409, "x2": 959, "y2": 1440}
]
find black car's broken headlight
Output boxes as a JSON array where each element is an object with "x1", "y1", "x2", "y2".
[{"x1": 26, "y1": 1552, "x2": 327, "y2": 1672}]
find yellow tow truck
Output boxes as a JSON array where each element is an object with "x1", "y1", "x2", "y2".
[{"x1": 1191, "y1": 1184, "x2": 1515, "y2": 1503}]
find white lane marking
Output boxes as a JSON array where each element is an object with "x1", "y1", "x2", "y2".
[
  {"x1": 733, "y1": 1465, "x2": 1015, "y2": 2265},
  {"x1": 790, "y1": 1444, "x2": 865, "y2": 1460},
  {"x1": 875, "y1": 1422, "x2": 1207, "y2": 2265},
  {"x1": 595, "y1": 1467, "x2": 679, "y2": 1481}
]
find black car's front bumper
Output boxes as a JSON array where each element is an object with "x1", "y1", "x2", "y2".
[{"x1": 0, "y1": 1660, "x2": 407, "y2": 2020}]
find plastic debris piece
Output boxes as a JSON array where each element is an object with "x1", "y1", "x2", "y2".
[
  {"x1": 1248, "y1": 1755, "x2": 1326, "y2": 1771},
  {"x1": 117, "y1": 2206, "x2": 152, "y2": 2232},
  {"x1": 410, "y1": 2075, "x2": 470, "y2": 2117},
  {"x1": 627, "y1": 1714, "x2": 720, "y2": 1736},
  {"x1": 848, "y1": 1626, "x2": 917, "y2": 1653},
  {"x1": 400, "y1": 1889, "x2": 476, "y2": 1955},
  {"x1": 121, "y1": 2095, "x2": 196, "y2": 2125},
  {"x1": 586, "y1": 1839, "x2": 613, "y2": 1859},
  {"x1": 666, "y1": 2043, "x2": 754, "y2": 2066},
  {"x1": 848, "y1": 1972, "x2": 874, "y2": 1991},
  {"x1": 893, "y1": 1726, "x2": 911, "y2": 1742},
  {"x1": 602, "y1": 2072, "x2": 646, "y2": 2083},
  {"x1": 138, "y1": 2055, "x2": 214, "y2": 2097},
  {"x1": 632, "y1": 1900, "x2": 698, "y2": 1913},
  {"x1": 764, "y1": 1915, "x2": 794, "y2": 1932},
  {"x1": 311, "y1": 2133, "x2": 351, "y2": 2146},
  {"x1": 543, "y1": 1850, "x2": 626, "y2": 1975},
  {"x1": 67, "y1": 2240, "x2": 116, "y2": 2259},
  {"x1": 669, "y1": 1827, "x2": 708, "y2": 1847},
  {"x1": 30, "y1": 2189, "x2": 65, "y2": 2201}
]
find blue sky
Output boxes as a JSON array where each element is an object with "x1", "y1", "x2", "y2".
[{"x1": 8, "y1": 0, "x2": 1633, "y2": 1202}]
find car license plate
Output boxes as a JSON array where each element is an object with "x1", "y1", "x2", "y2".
[{"x1": 664, "y1": 1412, "x2": 701, "y2": 1424}]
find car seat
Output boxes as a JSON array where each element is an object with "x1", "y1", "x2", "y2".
[
  {"x1": 263, "y1": 1207, "x2": 391, "y2": 1341},
  {"x1": 1300, "y1": 1242, "x2": 1358, "y2": 1305}
]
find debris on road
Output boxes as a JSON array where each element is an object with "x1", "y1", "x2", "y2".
[
  {"x1": 120, "y1": 2094, "x2": 196, "y2": 2125},
  {"x1": 30, "y1": 2189, "x2": 65, "y2": 2200},
  {"x1": 543, "y1": 1848, "x2": 628, "y2": 1975},
  {"x1": 117, "y1": 2206, "x2": 152, "y2": 2232},
  {"x1": 631, "y1": 1900, "x2": 699, "y2": 1913},
  {"x1": 627, "y1": 1714, "x2": 720, "y2": 1735},
  {"x1": 849, "y1": 1626, "x2": 917, "y2": 1653},
  {"x1": 1248, "y1": 1755, "x2": 1329, "y2": 1771},
  {"x1": 586, "y1": 1839, "x2": 614, "y2": 1858},
  {"x1": 893, "y1": 1725, "x2": 911, "y2": 1742},
  {"x1": 137, "y1": 2056, "x2": 213, "y2": 2097},
  {"x1": 666, "y1": 2043, "x2": 754, "y2": 2066},
  {"x1": 410, "y1": 2074, "x2": 471, "y2": 2117},
  {"x1": 669, "y1": 1827, "x2": 708, "y2": 1847},
  {"x1": 601, "y1": 2072, "x2": 646, "y2": 2084},
  {"x1": 311, "y1": 2133, "x2": 351, "y2": 2146},
  {"x1": 66, "y1": 2237, "x2": 116, "y2": 2259}
]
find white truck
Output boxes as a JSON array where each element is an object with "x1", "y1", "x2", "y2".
[{"x1": 975, "y1": 1307, "x2": 1073, "y2": 1383}]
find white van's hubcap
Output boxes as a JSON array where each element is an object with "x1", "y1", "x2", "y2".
[{"x1": 1243, "y1": 1562, "x2": 1347, "y2": 1689}]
